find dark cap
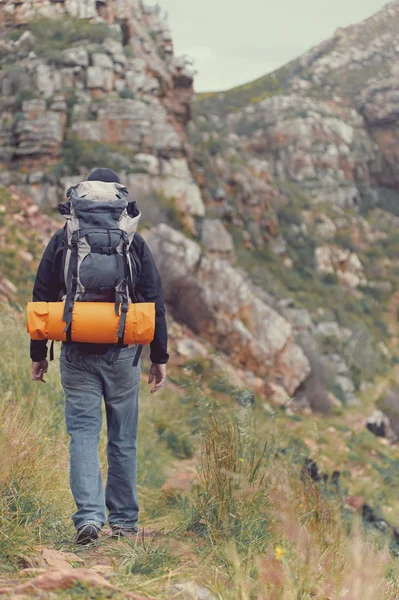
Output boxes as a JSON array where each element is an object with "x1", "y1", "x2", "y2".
[{"x1": 87, "y1": 168, "x2": 121, "y2": 184}]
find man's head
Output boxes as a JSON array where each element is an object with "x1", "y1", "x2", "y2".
[{"x1": 87, "y1": 168, "x2": 121, "y2": 184}]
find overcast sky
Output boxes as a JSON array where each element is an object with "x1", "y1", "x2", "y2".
[{"x1": 150, "y1": 0, "x2": 389, "y2": 92}]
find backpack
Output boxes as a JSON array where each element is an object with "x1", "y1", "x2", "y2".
[{"x1": 59, "y1": 180, "x2": 142, "y2": 363}]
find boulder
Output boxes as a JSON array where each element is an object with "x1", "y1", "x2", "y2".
[
  {"x1": 171, "y1": 582, "x2": 215, "y2": 600},
  {"x1": 128, "y1": 158, "x2": 205, "y2": 217},
  {"x1": 36, "y1": 63, "x2": 55, "y2": 97},
  {"x1": 103, "y1": 38, "x2": 126, "y2": 65},
  {"x1": 314, "y1": 245, "x2": 366, "y2": 288},
  {"x1": 367, "y1": 410, "x2": 393, "y2": 439},
  {"x1": 61, "y1": 47, "x2": 89, "y2": 68},
  {"x1": 146, "y1": 224, "x2": 310, "y2": 395},
  {"x1": 87, "y1": 66, "x2": 114, "y2": 92},
  {"x1": 200, "y1": 219, "x2": 234, "y2": 258},
  {"x1": 92, "y1": 52, "x2": 114, "y2": 71}
]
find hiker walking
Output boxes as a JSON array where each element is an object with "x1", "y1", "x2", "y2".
[{"x1": 30, "y1": 168, "x2": 168, "y2": 545}]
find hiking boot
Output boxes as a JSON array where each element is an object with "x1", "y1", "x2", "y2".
[
  {"x1": 75, "y1": 524, "x2": 100, "y2": 546},
  {"x1": 111, "y1": 525, "x2": 140, "y2": 539}
]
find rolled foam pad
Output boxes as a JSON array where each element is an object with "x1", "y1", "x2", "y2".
[{"x1": 27, "y1": 301, "x2": 155, "y2": 345}]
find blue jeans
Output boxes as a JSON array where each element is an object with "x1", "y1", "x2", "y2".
[{"x1": 60, "y1": 345, "x2": 140, "y2": 531}]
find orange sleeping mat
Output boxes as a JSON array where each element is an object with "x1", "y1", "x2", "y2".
[{"x1": 27, "y1": 302, "x2": 155, "y2": 345}]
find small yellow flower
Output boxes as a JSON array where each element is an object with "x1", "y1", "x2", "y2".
[
  {"x1": 44, "y1": 437, "x2": 49, "y2": 442},
  {"x1": 239, "y1": 458, "x2": 245, "y2": 463},
  {"x1": 274, "y1": 546, "x2": 286, "y2": 561}
]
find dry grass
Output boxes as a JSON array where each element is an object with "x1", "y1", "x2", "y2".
[
  {"x1": 185, "y1": 410, "x2": 399, "y2": 600},
  {"x1": 1, "y1": 305, "x2": 399, "y2": 598}
]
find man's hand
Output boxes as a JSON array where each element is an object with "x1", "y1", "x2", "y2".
[
  {"x1": 31, "y1": 359, "x2": 49, "y2": 383},
  {"x1": 148, "y1": 363, "x2": 166, "y2": 393}
]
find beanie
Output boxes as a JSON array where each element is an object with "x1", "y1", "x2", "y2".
[{"x1": 87, "y1": 167, "x2": 121, "y2": 184}]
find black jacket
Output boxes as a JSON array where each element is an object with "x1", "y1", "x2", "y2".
[{"x1": 30, "y1": 229, "x2": 169, "y2": 364}]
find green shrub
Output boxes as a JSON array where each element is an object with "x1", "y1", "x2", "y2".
[
  {"x1": 123, "y1": 46, "x2": 134, "y2": 58},
  {"x1": 322, "y1": 272, "x2": 339, "y2": 286},
  {"x1": 27, "y1": 17, "x2": 120, "y2": 60},
  {"x1": 14, "y1": 88, "x2": 38, "y2": 110},
  {"x1": 330, "y1": 382, "x2": 347, "y2": 405},
  {"x1": 55, "y1": 136, "x2": 132, "y2": 177},
  {"x1": 155, "y1": 420, "x2": 195, "y2": 459},
  {"x1": 119, "y1": 88, "x2": 135, "y2": 100}
]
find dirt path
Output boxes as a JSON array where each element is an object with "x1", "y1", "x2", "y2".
[{"x1": 0, "y1": 531, "x2": 160, "y2": 599}]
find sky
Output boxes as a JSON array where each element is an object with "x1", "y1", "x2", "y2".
[{"x1": 150, "y1": 0, "x2": 389, "y2": 92}]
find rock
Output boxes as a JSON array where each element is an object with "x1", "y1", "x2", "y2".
[
  {"x1": 201, "y1": 219, "x2": 234, "y2": 258},
  {"x1": 171, "y1": 581, "x2": 215, "y2": 600},
  {"x1": 266, "y1": 382, "x2": 291, "y2": 407},
  {"x1": 278, "y1": 305, "x2": 312, "y2": 333},
  {"x1": 36, "y1": 63, "x2": 55, "y2": 97},
  {"x1": 0, "y1": 567, "x2": 150, "y2": 599},
  {"x1": 0, "y1": 278, "x2": 17, "y2": 299},
  {"x1": 146, "y1": 224, "x2": 310, "y2": 395},
  {"x1": 64, "y1": 0, "x2": 97, "y2": 19},
  {"x1": 313, "y1": 321, "x2": 352, "y2": 341},
  {"x1": 128, "y1": 158, "x2": 205, "y2": 217},
  {"x1": 15, "y1": 30, "x2": 36, "y2": 47},
  {"x1": 92, "y1": 52, "x2": 114, "y2": 70},
  {"x1": 15, "y1": 109, "x2": 65, "y2": 158},
  {"x1": 314, "y1": 245, "x2": 366, "y2": 288},
  {"x1": 40, "y1": 549, "x2": 83, "y2": 570},
  {"x1": 176, "y1": 338, "x2": 208, "y2": 358},
  {"x1": 156, "y1": 159, "x2": 205, "y2": 216},
  {"x1": 134, "y1": 153, "x2": 159, "y2": 176},
  {"x1": 103, "y1": 38, "x2": 125, "y2": 64},
  {"x1": 214, "y1": 187, "x2": 226, "y2": 201},
  {"x1": 313, "y1": 214, "x2": 337, "y2": 240},
  {"x1": 61, "y1": 47, "x2": 89, "y2": 67},
  {"x1": 19, "y1": 250, "x2": 33, "y2": 262},
  {"x1": 86, "y1": 66, "x2": 114, "y2": 92},
  {"x1": 367, "y1": 410, "x2": 393, "y2": 439}
]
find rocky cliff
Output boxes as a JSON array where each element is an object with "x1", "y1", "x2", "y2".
[
  {"x1": 3, "y1": 0, "x2": 399, "y2": 410},
  {"x1": 190, "y1": 0, "x2": 399, "y2": 408},
  {"x1": 0, "y1": 0, "x2": 196, "y2": 210},
  {"x1": 0, "y1": 0, "x2": 311, "y2": 404}
]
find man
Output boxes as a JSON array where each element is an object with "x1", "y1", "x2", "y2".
[{"x1": 31, "y1": 168, "x2": 168, "y2": 545}]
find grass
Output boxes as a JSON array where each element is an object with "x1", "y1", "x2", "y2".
[
  {"x1": 2, "y1": 176, "x2": 399, "y2": 596},
  {"x1": 27, "y1": 18, "x2": 120, "y2": 61},
  {"x1": 195, "y1": 64, "x2": 293, "y2": 115},
  {"x1": 3, "y1": 302, "x2": 399, "y2": 597}
]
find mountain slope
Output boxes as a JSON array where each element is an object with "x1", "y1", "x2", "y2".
[{"x1": 190, "y1": 0, "x2": 399, "y2": 410}]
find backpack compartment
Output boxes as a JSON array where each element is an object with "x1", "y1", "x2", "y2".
[{"x1": 78, "y1": 230, "x2": 127, "y2": 301}]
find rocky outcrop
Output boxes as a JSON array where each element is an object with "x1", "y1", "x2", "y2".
[
  {"x1": 225, "y1": 96, "x2": 376, "y2": 206},
  {"x1": 146, "y1": 223, "x2": 310, "y2": 397},
  {"x1": 314, "y1": 245, "x2": 367, "y2": 289},
  {"x1": 200, "y1": 218, "x2": 234, "y2": 259},
  {"x1": 0, "y1": 0, "x2": 197, "y2": 213},
  {"x1": 367, "y1": 410, "x2": 394, "y2": 440}
]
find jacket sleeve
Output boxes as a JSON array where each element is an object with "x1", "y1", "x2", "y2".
[
  {"x1": 134, "y1": 236, "x2": 169, "y2": 364},
  {"x1": 30, "y1": 230, "x2": 64, "y2": 362}
]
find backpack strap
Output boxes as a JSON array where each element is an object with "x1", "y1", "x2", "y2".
[
  {"x1": 62, "y1": 231, "x2": 79, "y2": 341},
  {"x1": 105, "y1": 344, "x2": 123, "y2": 365},
  {"x1": 132, "y1": 344, "x2": 143, "y2": 367}
]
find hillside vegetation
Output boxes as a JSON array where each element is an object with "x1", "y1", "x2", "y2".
[{"x1": 3, "y1": 304, "x2": 399, "y2": 597}]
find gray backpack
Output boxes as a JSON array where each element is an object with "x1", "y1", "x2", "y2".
[{"x1": 60, "y1": 180, "x2": 141, "y2": 362}]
